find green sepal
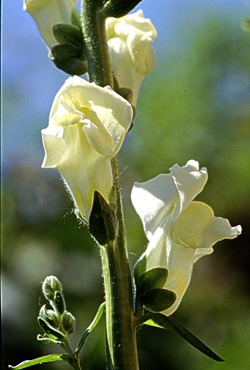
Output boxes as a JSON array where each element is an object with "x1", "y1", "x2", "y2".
[
  {"x1": 136, "y1": 267, "x2": 168, "y2": 294},
  {"x1": 51, "y1": 43, "x2": 83, "y2": 59},
  {"x1": 37, "y1": 334, "x2": 63, "y2": 346},
  {"x1": 143, "y1": 288, "x2": 176, "y2": 312},
  {"x1": 71, "y1": 8, "x2": 82, "y2": 29},
  {"x1": 133, "y1": 256, "x2": 147, "y2": 282},
  {"x1": 42, "y1": 276, "x2": 63, "y2": 301},
  {"x1": 8, "y1": 354, "x2": 71, "y2": 370},
  {"x1": 52, "y1": 24, "x2": 83, "y2": 46},
  {"x1": 54, "y1": 291, "x2": 66, "y2": 315},
  {"x1": 142, "y1": 313, "x2": 224, "y2": 362},
  {"x1": 37, "y1": 317, "x2": 65, "y2": 340},
  {"x1": 89, "y1": 192, "x2": 116, "y2": 245},
  {"x1": 75, "y1": 302, "x2": 105, "y2": 356},
  {"x1": 113, "y1": 76, "x2": 135, "y2": 130},
  {"x1": 52, "y1": 57, "x2": 88, "y2": 75},
  {"x1": 102, "y1": 0, "x2": 142, "y2": 18}
]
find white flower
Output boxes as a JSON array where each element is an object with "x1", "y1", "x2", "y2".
[
  {"x1": 106, "y1": 10, "x2": 157, "y2": 106},
  {"x1": 42, "y1": 75, "x2": 133, "y2": 221},
  {"x1": 131, "y1": 160, "x2": 242, "y2": 315},
  {"x1": 23, "y1": 0, "x2": 78, "y2": 48}
]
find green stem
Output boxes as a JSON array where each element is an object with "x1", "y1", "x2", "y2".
[
  {"x1": 81, "y1": 1, "x2": 139, "y2": 369},
  {"x1": 81, "y1": 0, "x2": 113, "y2": 87}
]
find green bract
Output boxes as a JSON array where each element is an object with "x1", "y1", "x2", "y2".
[
  {"x1": 131, "y1": 160, "x2": 242, "y2": 316},
  {"x1": 41, "y1": 76, "x2": 133, "y2": 222}
]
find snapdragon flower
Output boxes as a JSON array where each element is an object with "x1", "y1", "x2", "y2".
[
  {"x1": 106, "y1": 10, "x2": 157, "y2": 106},
  {"x1": 23, "y1": 0, "x2": 78, "y2": 48},
  {"x1": 42, "y1": 75, "x2": 133, "y2": 222},
  {"x1": 131, "y1": 160, "x2": 241, "y2": 315}
]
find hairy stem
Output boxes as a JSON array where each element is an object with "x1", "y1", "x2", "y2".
[{"x1": 81, "y1": 1, "x2": 139, "y2": 369}]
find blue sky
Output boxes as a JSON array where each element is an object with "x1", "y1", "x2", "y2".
[{"x1": 2, "y1": 0, "x2": 248, "y2": 171}]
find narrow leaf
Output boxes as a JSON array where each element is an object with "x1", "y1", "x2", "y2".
[
  {"x1": 143, "y1": 313, "x2": 224, "y2": 362},
  {"x1": 75, "y1": 302, "x2": 105, "y2": 356},
  {"x1": 8, "y1": 354, "x2": 71, "y2": 370}
]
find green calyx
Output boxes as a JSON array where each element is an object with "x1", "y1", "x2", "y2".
[
  {"x1": 102, "y1": 0, "x2": 142, "y2": 18},
  {"x1": 53, "y1": 24, "x2": 83, "y2": 46},
  {"x1": 51, "y1": 20, "x2": 87, "y2": 75},
  {"x1": 134, "y1": 263, "x2": 176, "y2": 312},
  {"x1": 143, "y1": 288, "x2": 176, "y2": 312},
  {"x1": 135, "y1": 267, "x2": 169, "y2": 293}
]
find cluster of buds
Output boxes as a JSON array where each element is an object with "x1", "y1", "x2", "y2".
[{"x1": 37, "y1": 276, "x2": 76, "y2": 346}]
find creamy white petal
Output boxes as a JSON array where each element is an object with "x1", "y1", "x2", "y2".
[
  {"x1": 131, "y1": 160, "x2": 208, "y2": 239},
  {"x1": 170, "y1": 160, "x2": 208, "y2": 220},
  {"x1": 131, "y1": 174, "x2": 178, "y2": 239},
  {"x1": 143, "y1": 225, "x2": 197, "y2": 316},
  {"x1": 42, "y1": 76, "x2": 132, "y2": 221},
  {"x1": 132, "y1": 160, "x2": 242, "y2": 316},
  {"x1": 106, "y1": 10, "x2": 157, "y2": 105},
  {"x1": 23, "y1": 0, "x2": 78, "y2": 48},
  {"x1": 173, "y1": 201, "x2": 241, "y2": 249},
  {"x1": 50, "y1": 76, "x2": 132, "y2": 154}
]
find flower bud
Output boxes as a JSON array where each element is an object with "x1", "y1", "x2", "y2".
[
  {"x1": 39, "y1": 304, "x2": 61, "y2": 327},
  {"x1": 62, "y1": 311, "x2": 76, "y2": 334},
  {"x1": 38, "y1": 317, "x2": 65, "y2": 340},
  {"x1": 42, "y1": 275, "x2": 63, "y2": 301},
  {"x1": 106, "y1": 10, "x2": 157, "y2": 106}
]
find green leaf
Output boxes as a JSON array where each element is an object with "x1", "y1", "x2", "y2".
[
  {"x1": 143, "y1": 288, "x2": 176, "y2": 312},
  {"x1": 136, "y1": 267, "x2": 168, "y2": 293},
  {"x1": 75, "y1": 302, "x2": 105, "y2": 356},
  {"x1": 143, "y1": 313, "x2": 224, "y2": 362},
  {"x1": 37, "y1": 334, "x2": 63, "y2": 346},
  {"x1": 8, "y1": 354, "x2": 71, "y2": 369}
]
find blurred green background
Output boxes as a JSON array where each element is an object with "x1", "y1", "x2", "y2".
[{"x1": 2, "y1": 1, "x2": 250, "y2": 369}]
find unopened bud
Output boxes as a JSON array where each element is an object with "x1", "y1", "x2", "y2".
[
  {"x1": 42, "y1": 276, "x2": 63, "y2": 301},
  {"x1": 62, "y1": 311, "x2": 76, "y2": 334}
]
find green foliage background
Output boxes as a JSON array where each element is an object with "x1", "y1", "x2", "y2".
[{"x1": 2, "y1": 6, "x2": 250, "y2": 370}]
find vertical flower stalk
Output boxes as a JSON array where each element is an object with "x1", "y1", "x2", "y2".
[{"x1": 81, "y1": 1, "x2": 139, "y2": 369}]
